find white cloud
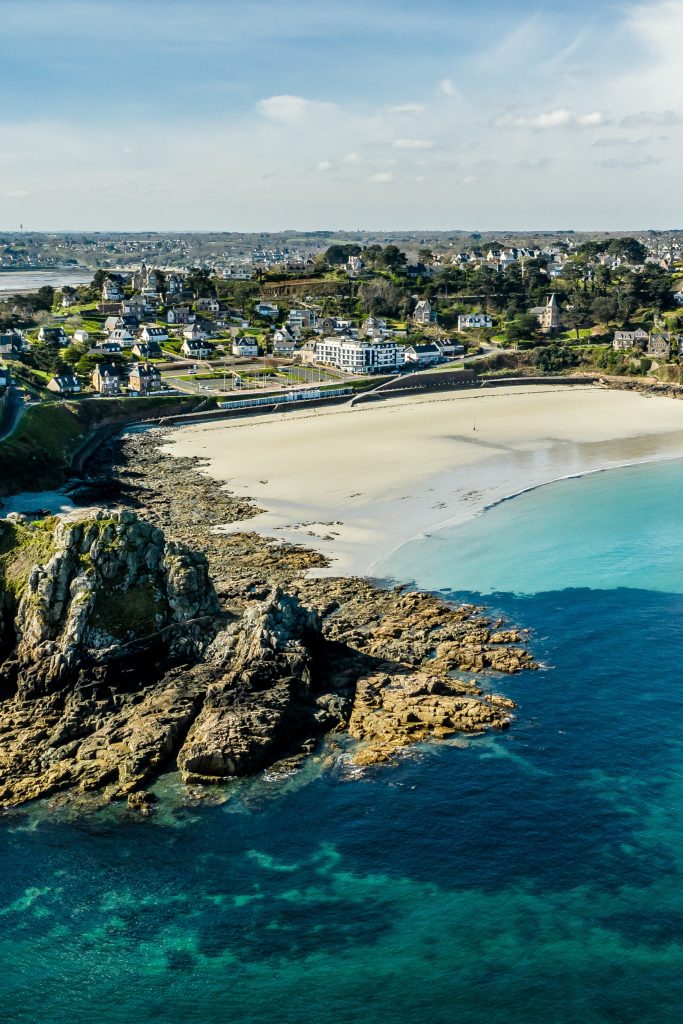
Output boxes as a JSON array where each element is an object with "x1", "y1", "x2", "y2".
[
  {"x1": 257, "y1": 95, "x2": 334, "y2": 123},
  {"x1": 576, "y1": 111, "x2": 604, "y2": 127},
  {"x1": 387, "y1": 103, "x2": 425, "y2": 117},
  {"x1": 496, "y1": 108, "x2": 572, "y2": 129},
  {"x1": 460, "y1": 176, "x2": 478, "y2": 185},
  {"x1": 341, "y1": 152, "x2": 362, "y2": 164},
  {"x1": 367, "y1": 172, "x2": 393, "y2": 184},
  {"x1": 414, "y1": 175, "x2": 426, "y2": 183},
  {"x1": 495, "y1": 108, "x2": 606, "y2": 130},
  {"x1": 393, "y1": 138, "x2": 434, "y2": 149},
  {"x1": 437, "y1": 78, "x2": 459, "y2": 98},
  {"x1": 6, "y1": 189, "x2": 30, "y2": 197},
  {"x1": 317, "y1": 160, "x2": 332, "y2": 171}
]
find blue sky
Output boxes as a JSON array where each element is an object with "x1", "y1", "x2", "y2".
[{"x1": 1, "y1": 0, "x2": 681, "y2": 230}]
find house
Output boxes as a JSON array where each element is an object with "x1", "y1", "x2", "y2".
[
  {"x1": 182, "y1": 322, "x2": 206, "y2": 342},
  {"x1": 128, "y1": 362, "x2": 162, "y2": 394},
  {"x1": 107, "y1": 328, "x2": 134, "y2": 348},
  {"x1": 436, "y1": 339, "x2": 465, "y2": 358},
  {"x1": 255, "y1": 302, "x2": 279, "y2": 318},
  {"x1": 648, "y1": 333, "x2": 672, "y2": 359},
  {"x1": 413, "y1": 299, "x2": 433, "y2": 325},
  {"x1": 287, "y1": 309, "x2": 316, "y2": 330},
  {"x1": 457, "y1": 313, "x2": 492, "y2": 331},
  {"x1": 167, "y1": 306, "x2": 194, "y2": 325},
  {"x1": 346, "y1": 255, "x2": 364, "y2": 277},
  {"x1": 181, "y1": 338, "x2": 215, "y2": 359},
  {"x1": 165, "y1": 273, "x2": 185, "y2": 296},
  {"x1": 196, "y1": 297, "x2": 220, "y2": 314},
  {"x1": 673, "y1": 288, "x2": 683, "y2": 306},
  {"x1": 91, "y1": 363, "x2": 121, "y2": 395},
  {"x1": 95, "y1": 340, "x2": 123, "y2": 355},
  {"x1": 306, "y1": 336, "x2": 402, "y2": 373},
  {"x1": 221, "y1": 265, "x2": 253, "y2": 280},
  {"x1": 105, "y1": 314, "x2": 139, "y2": 334},
  {"x1": 61, "y1": 290, "x2": 78, "y2": 308},
  {"x1": 273, "y1": 337, "x2": 298, "y2": 357},
  {"x1": 0, "y1": 331, "x2": 22, "y2": 358},
  {"x1": 38, "y1": 326, "x2": 68, "y2": 345},
  {"x1": 612, "y1": 329, "x2": 649, "y2": 351},
  {"x1": 403, "y1": 342, "x2": 442, "y2": 365},
  {"x1": 132, "y1": 341, "x2": 162, "y2": 360},
  {"x1": 273, "y1": 325, "x2": 300, "y2": 345},
  {"x1": 315, "y1": 316, "x2": 337, "y2": 335},
  {"x1": 72, "y1": 329, "x2": 90, "y2": 346},
  {"x1": 139, "y1": 325, "x2": 168, "y2": 344},
  {"x1": 102, "y1": 278, "x2": 124, "y2": 302},
  {"x1": 529, "y1": 294, "x2": 561, "y2": 332},
  {"x1": 232, "y1": 337, "x2": 259, "y2": 358},
  {"x1": 361, "y1": 316, "x2": 388, "y2": 338},
  {"x1": 47, "y1": 373, "x2": 82, "y2": 396},
  {"x1": 121, "y1": 296, "x2": 147, "y2": 316}
]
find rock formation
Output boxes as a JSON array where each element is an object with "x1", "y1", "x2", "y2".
[{"x1": 0, "y1": 490, "x2": 536, "y2": 811}]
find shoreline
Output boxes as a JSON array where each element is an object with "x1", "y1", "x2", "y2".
[
  {"x1": 367, "y1": 449, "x2": 683, "y2": 580},
  {"x1": 160, "y1": 384, "x2": 683, "y2": 580}
]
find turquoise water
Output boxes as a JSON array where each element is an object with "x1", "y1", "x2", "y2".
[{"x1": 3, "y1": 459, "x2": 683, "y2": 1023}]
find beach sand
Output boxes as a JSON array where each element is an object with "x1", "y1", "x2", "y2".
[{"x1": 162, "y1": 384, "x2": 683, "y2": 576}]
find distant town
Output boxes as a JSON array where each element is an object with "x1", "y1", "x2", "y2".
[{"x1": 2, "y1": 229, "x2": 683, "y2": 416}]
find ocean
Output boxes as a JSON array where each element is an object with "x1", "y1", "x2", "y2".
[
  {"x1": 3, "y1": 459, "x2": 683, "y2": 1023},
  {"x1": 0, "y1": 269, "x2": 92, "y2": 294}
]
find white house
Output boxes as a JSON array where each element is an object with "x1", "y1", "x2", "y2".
[
  {"x1": 139, "y1": 325, "x2": 169, "y2": 344},
  {"x1": 72, "y1": 329, "x2": 90, "y2": 346},
  {"x1": 181, "y1": 338, "x2": 215, "y2": 359},
  {"x1": 457, "y1": 313, "x2": 492, "y2": 330},
  {"x1": 107, "y1": 328, "x2": 134, "y2": 348},
  {"x1": 305, "y1": 336, "x2": 402, "y2": 373},
  {"x1": 183, "y1": 323, "x2": 206, "y2": 341},
  {"x1": 273, "y1": 337, "x2": 298, "y2": 357},
  {"x1": 222, "y1": 265, "x2": 253, "y2": 280},
  {"x1": 403, "y1": 343, "x2": 442, "y2": 365},
  {"x1": 196, "y1": 297, "x2": 220, "y2": 314},
  {"x1": 102, "y1": 279, "x2": 124, "y2": 302},
  {"x1": 232, "y1": 337, "x2": 259, "y2": 358},
  {"x1": 673, "y1": 288, "x2": 683, "y2": 306}
]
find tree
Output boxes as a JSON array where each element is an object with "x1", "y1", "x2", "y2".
[
  {"x1": 504, "y1": 313, "x2": 539, "y2": 345},
  {"x1": 357, "y1": 278, "x2": 402, "y2": 316},
  {"x1": 417, "y1": 248, "x2": 434, "y2": 264},
  {"x1": 378, "y1": 245, "x2": 407, "y2": 273},
  {"x1": 322, "y1": 243, "x2": 361, "y2": 267}
]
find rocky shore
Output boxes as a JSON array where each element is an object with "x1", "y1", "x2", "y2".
[{"x1": 0, "y1": 427, "x2": 535, "y2": 811}]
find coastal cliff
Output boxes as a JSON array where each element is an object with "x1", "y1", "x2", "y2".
[{"x1": 0, "y1": 493, "x2": 533, "y2": 810}]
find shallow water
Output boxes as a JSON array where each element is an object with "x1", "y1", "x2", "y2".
[{"x1": 3, "y1": 460, "x2": 683, "y2": 1023}]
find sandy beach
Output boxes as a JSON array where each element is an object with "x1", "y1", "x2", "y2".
[{"x1": 162, "y1": 384, "x2": 683, "y2": 576}]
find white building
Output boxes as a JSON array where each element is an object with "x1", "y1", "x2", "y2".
[
  {"x1": 222, "y1": 265, "x2": 253, "y2": 280},
  {"x1": 306, "y1": 336, "x2": 402, "y2": 374},
  {"x1": 457, "y1": 313, "x2": 492, "y2": 330},
  {"x1": 232, "y1": 337, "x2": 259, "y2": 357}
]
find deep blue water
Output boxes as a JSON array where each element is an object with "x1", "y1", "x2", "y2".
[{"x1": 3, "y1": 461, "x2": 683, "y2": 1023}]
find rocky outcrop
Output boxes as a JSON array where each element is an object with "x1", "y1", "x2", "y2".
[
  {"x1": 177, "y1": 589, "x2": 321, "y2": 782},
  {"x1": 3, "y1": 508, "x2": 219, "y2": 697}
]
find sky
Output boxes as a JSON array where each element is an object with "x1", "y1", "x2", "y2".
[{"x1": 1, "y1": 0, "x2": 682, "y2": 231}]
